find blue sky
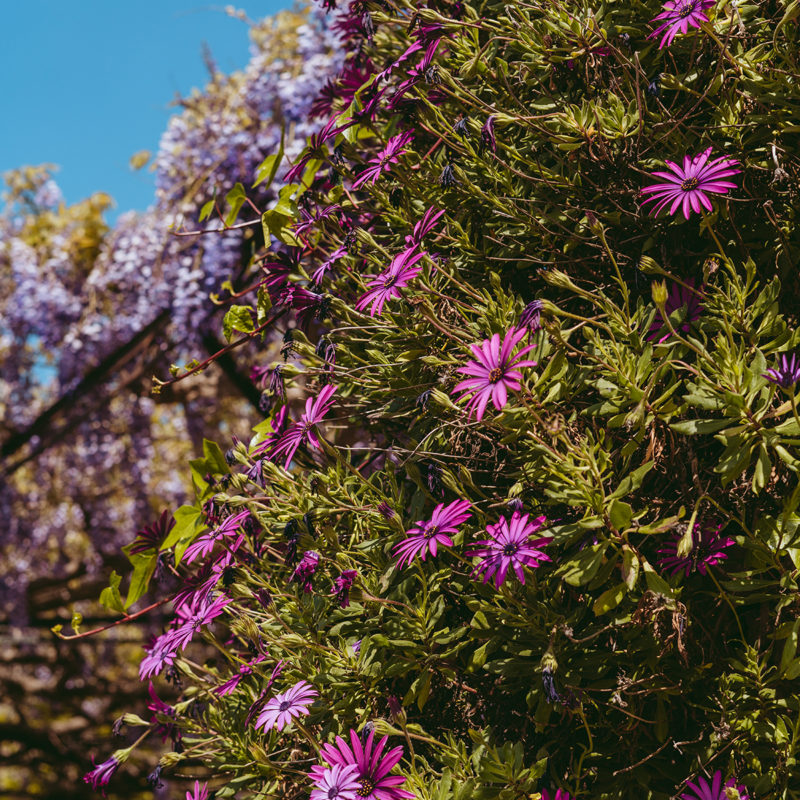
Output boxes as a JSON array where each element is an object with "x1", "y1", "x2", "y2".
[{"x1": 1, "y1": 2, "x2": 285, "y2": 219}]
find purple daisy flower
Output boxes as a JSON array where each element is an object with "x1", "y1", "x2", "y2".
[
  {"x1": 356, "y1": 246, "x2": 426, "y2": 316},
  {"x1": 256, "y1": 679, "x2": 319, "y2": 732},
  {"x1": 83, "y1": 754, "x2": 119, "y2": 791},
  {"x1": 649, "y1": 0, "x2": 716, "y2": 49},
  {"x1": 541, "y1": 791, "x2": 571, "y2": 800},
  {"x1": 291, "y1": 550, "x2": 320, "y2": 592},
  {"x1": 252, "y1": 405, "x2": 289, "y2": 457},
  {"x1": 452, "y1": 327, "x2": 537, "y2": 420},
  {"x1": 139, "y1": 632, "x2": 179, "y2": 681},
  {"x1": 405, "y1": 207, "x2": 445, "y2": 247},
  {"x1": 310, "y1": 764, "x2": 361, "y2": 800},
  {"x1": 269, "y1": 385, "x2": 337, "y2": 468},
  {"x1": 647, "y1": 281, "x2": 703, "y2": 342},
  {"x1": 352, "y1": 130, "x2": 414, "y2": 189},
  {"x1": 310, "y1": 729, "x2": 415, "y2": 800},
  {"x1": 332, "y1": 569, "x2": 358, "y2": 608},
  {"x1": 764, "y1": 352, "x2": 800, "y2": 389},
  {"x1": 183, "y1": 509, "x2": 250, "y2": 564},
  {"x1": 214, "y1": 655, "x2": 267, "y2": 697},
  {"x1": 168, "y1": 593, "x2": 233, "y2": 652},
  {"x1": 657, "y1": 521, "x2": 735, "y2": 577},
  {"x1": 681, "y1": 770, "x2": 749, "y2": 800},
  {"x1": 520, "y1": 299, "x2": 544, "y2": 333},
  {"x1": 186, "y1": 781, "x2": 210, "y2": 800},
  {"x1": 129, "y1": 510, "x2": 175, "y2": 555},
  {"x1": 393, "y1": 499, "x2": 472, "y2": 568},
  {"x1": 641, "y1": 147, "x2": 740, "y2": 219},
  {"x1": 468, "y1": 512, "x2": 552, "y2": 588}
]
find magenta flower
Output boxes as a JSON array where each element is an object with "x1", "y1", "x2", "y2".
[
  {"x1": 657, "y1": 521, "x2": 734, "y2": 577},
  {"x1": 139, "y1": 632, "x2": 179, "y2": 681},
  {"x1": 352, "y1": 130, "x2": 414, "y2": 189},
  {"x1": 183, "y1": 509, "x2": 250, "y2": 564},
  {"x1": 332, "y1": 569, "x2": 358, "y2": 608},
  {"x1": 405, "y1": 207, "x2": 445, "y2": 247},
  {"x1": 256, "y1": 679, "x2": 318, "y2": 731},
  {"x1": 291, "y1": 550, "x2": 320, "y2": 592},
  {"x1": 214, "y1": 655, "x2": 267, "y2": 697},
  {"x1": 83, "y1": 755, "x2": 119, "y2": 791},
  {"x1": 649, "y1": 0, "x2": 715, "y2": 49},
  {"x1": 393, "y1": 499, "x2": 472, "y2": 568},
  {"x1": 681, "y1": 770, "x2": 749, "y2": 800},
  {"x1": 647, "y1": 281, "x2": 703, "y2": 342},
  {"x1": 310, "y1": 729, "x2": 415, "y2": 800},
  {"x1": 168, "y1": 593, "x2": 233, "y2": 651},
  {"x1": 252, "y1": 405, "x2": 289, "y2": 457},
  {"x1": 641, "y1": 147, "x2": 740, "y2": 219},
  {"x1": 356, "y1": 246, "x2": 426, "y2": 316},
  {"x1": 269, "y1": 385, "x2": 337, "y2": 468},
  {"x1": 764, "y1": 352, "x2": 800, "y2": 389},
  {"x1": 186, "y1": 781, "x2": 210, "y2": 800},
  {"x1": 541, "y1": 791, "x2": 571, "y2": 800},
  {"x1": 312, "y1": 244, "x2": 347, "y2": 286},
  {"x1": 310, "y1": 764, "x2": 361, "y2": 800},
  {"x1": 452, "y1": 327, "x2": 537, "y2": 420},
  {"x1": 468, "y1": 512, "x2": 552, "y2": 588},
  {"x1": 129, "y1": 509, "x2": 175, "y2": 555}
]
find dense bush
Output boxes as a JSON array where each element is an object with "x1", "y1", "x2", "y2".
[{"x1": 73, "y1": 0, "x2": 800, "y2": 798}]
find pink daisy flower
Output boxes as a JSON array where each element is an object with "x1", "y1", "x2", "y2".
[
  {"x1": 356, "y1": 246, "x2": 426, "y2": 316},
  {"x1": 680, "y1": 770, "x2": 749, "y2": 800},
  {"x1": 83, "y1": 754, "x2": 119, "y2": 792},
  {"x1": 269, "y1": 385, "x2": 337, "y2": 468},
  {"x1": 393, "y1": 499, "x2": 472, "y2": 568},
  {"x1": 640, "y1": 147, "x2": 740, "y2": 219},
  {"x1": 256, "y1": 680, "x2": 318, "y2": 732},
  {"x1": 310, "y1": 764, "x2": 361, "y2": 800},
  {"x1": 541, "y1": 791, "x2": 571, "y2": 800},
  {"x1": 649, "y1": 0, "x2": 715, "y2": 49},
  {"x1": 310, "y1": 729, "x2": 414, "y2": 800},
  {"x1": 186, "y1": 781, "x2": 210, "y2": 800},
  {"x1": 452, "y1": 327, "x2": 537, "y2": 420},
  {"x1": 657, "y1": 521, "x2": 734, "y2": 577},
  {"x1": 467, "y1": 512, "x2": 552, "y2": 588},
  {"x1": 352, "y1": 130, "x2": 414, "y2": 189}
]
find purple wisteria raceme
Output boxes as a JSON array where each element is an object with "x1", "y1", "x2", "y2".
[
  {"x1": 647, "y1": 281, "x2": 703, "y2": 342},
  {"x1": 763, "y1": 352, "x2": 800, "y2": 389},
  {"x1": 182, "y1": 509, "x2": 250, "y2": 564},
  {"x1": 452, "y1": 327, "x2": 537, "y2": 420},
  {"x1": 657, "y1": 521, "x2": 734, "y2": 577},
  {"x1": 310, "y1": 764, "x2": 361, "y2": 800},
  {"x1": 352, "y1": 130, "x2": 414, "y2": 189},
  {"x1": 641, "y1": 147, "x2": 740, "y2": 219},
  {"x1": 83, "y1": 754, "x2": 120, "y2": 792},
  {"x1": 393, "y1": 499, "x2": 472, "y2": 568},
  {"x1": 649, "y1": 0, "x2": 715, "y2": 49},
  {"x1": 467, "y1": 512, "x2": 552, "y2": 588},
  {"x1": 680, "y1": 770, "x2": 749, "y2": 800},
  {"x1": 256, "y1": 679, "x2": 318, "y2": 732},
  {"x1": 310, "y1": 728, "x2": 415, "y2": 800},
  {"x1": 356, "y1": 246, "x2": 426, "y2": 316},
  {"x1": 269, "y1": 385, "x2": 337, "y2": 468}
]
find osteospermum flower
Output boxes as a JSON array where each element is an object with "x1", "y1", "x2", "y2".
[
  {"x1": 657, "y1": 521, "x2": 734, "y2": 577},
  {"x1": 452, "y1": 327, "x2": 537, "y2": 420},
  {"x1": 648, "y1": 281, "x2": 703, "y2": 342},
  {"x1": 310, "y1": 764, "x2": 361, "y2": 800},
  {"x1": 256, "y1": 680, "x2": 318, "y2": 732},
  {"x1": 393, "y1": 499, "x2": 472, "y2": 568},
  {"x1": 168, "y1": 593, "x2": 233, "y2": 651},
  {"x1": 356, "y1": 246, "x2": 426, "y2": 316},
  {"x1": 310, "y1": 728, "x2": 415, "y2": 800},
  {"x1": 681, "y1": 770, "x2": 749, "y2": 800},
  {"x1": 541, "y1": 790, "x2": 571, "y2": 800},
  {"x1": 649, "y1": 0, "x2": 715, "y2": 49},
  {"x1": 468, "y1": 512, "x2": 552, "y2": 588},
  {"x1": 183, "y1": 509, "x2": 250, "y2": 564},
  {"x1": 641, "y1": 147, "x2": 740, "y2": 219},
  {"x1": 186, "y1": 781, "x2": 210, "y2": 800},
  {"x1": 764, "y1": 352, "x2": 800, "y2": 389},
  {"x1": 83, "y1": 754, "x2": 119, "y2": 791},
  {"x1": 269, "y1": 385, "x2": 337, "y2": 468},
  {"x1": 352, "y1": 130, "x2": 414, "y2": 189},
  {"x1": 332, "y1": 569, "x2": 358, "y2": 608}
]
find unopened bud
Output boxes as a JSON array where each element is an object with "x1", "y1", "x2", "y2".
[{"x1": 651, "y1": 280, "x2": 668, "y2": 308}]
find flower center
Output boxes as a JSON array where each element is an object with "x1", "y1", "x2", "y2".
[
  {"x1": 677, "y1": 0, "x2": 695, "y2": 17},
  {"x1": 502, "y1": 542, "x2": 519, "y2": 557},
  {"x1": 424, "y1": 524, "x2": 440, "y2": 539},
  {"x1": 278, "y1": 700, "x2": 292, "y2": 711},
  {"x1": 488, "y1": 367, "x2": 503, "y2": 383},
  {"x1": 681, "y1": 176, "x2": 699, "y2": 191},
  {"x1": 383, "y1": 274, "x2": 397, "y2": 288},
  {"x1": 328, "y1": 789, "x2": 341, "y2": 800},
  {"x1": 357, "y1": 779, "x2": 376, "y2": 797}
]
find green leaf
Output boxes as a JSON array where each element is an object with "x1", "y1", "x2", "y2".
[
  {"x1": 261, "y1": 209, "x2": 300, "y2": 247},
  {"x1": 71, "y1": 610, "x2": 83, "y2": 634},
  {"x1": 608, "y1": 461, "x2": 653, "y2": 500},
  {"x1": 99, "y1": 570, "x2": 125, "y2": 613},
  {"x1": 592, "y1": 582, "x2": 626, "y2": 615},
  {"x1": 223, "y1": 305, "x2": 256, "y2": 342},
  {"x1": 203, "y1": 438, "x2": 230, "y2": 475},
  {"x1": 125, "y1": 552, "x2": 158, "y2": 609},
  {"x1": 560, "y1": 543, "x2": 608, "y2": 587},
  {"x1": 224, "y1": 182, "x2": 247, "y2": 227},
  {"x1": 199, "y1": 195, "x2": 216, "y2": 223},
  {"x1": 669, "y1": 418, "x2": 732, "y2": 435},
  {"x1": 256, "y1": 287, "x2": 273, "y2": 325},
  {"x1": 161, "y1": 504, "x2": 204, "y2": 550},
  {"x1": 609, "y1": 499, "x2": 633, "y2": 532}
]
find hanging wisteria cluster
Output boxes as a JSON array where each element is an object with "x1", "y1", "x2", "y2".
[{"x1": 31, "y1": 0, "x2": 800, "y2": 797}]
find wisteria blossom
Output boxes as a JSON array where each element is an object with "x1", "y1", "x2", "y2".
[
  {"x1": 657, "y1": 521, "x2": 734, "y2": 577},
  {"x1": 183, "y1": 509, "x2": 250, "y2": 564},
  {"x1": 310, "y1": 764, "x2": 361, "y2": 800},
  {"x1": 649, "y1": 0, "x2": 715, "y2": 49},
  {"x1": 331, "y1": 569, "x2": 358, "y2": 607},
  {"x1": 352, "y1": 130, "x2": 414, "y2": 189},
  {"x1": 452, "y1": 327, "x2": 537, "y2": 420},
  {"x1": 764, "y1": 352, "x2": 800, "y2": 389},
  {"x1": 83, "y1": 754, "x2": 119, "y2": 791},
  {"x1": 468, "y1": 512, "x2": 552, "y2": 588},
  {"x1": 393, "y1": 499, "x2": 472, "y2": 568},
  {"x1": 356, "y1": 246, "x2": 426, "y2": 316},
  {"x1": 269, "y1": 385, "x2": 337, "y2": 467},
  {"x1": 256, "y1": 680, "x2": 319, "y2": 731},
  {"x1": 310, "y1": 728, "x2": 415, "y2": 800},
  {"x1": 648, "y1": 281, "x2": 703, "y2": 342},
  {"x1": 680, "y1": 770, "x2": 749, "y2": 800},
  {"x1": 641, "y1": 147, "x2": 740, "y2": 219}
]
